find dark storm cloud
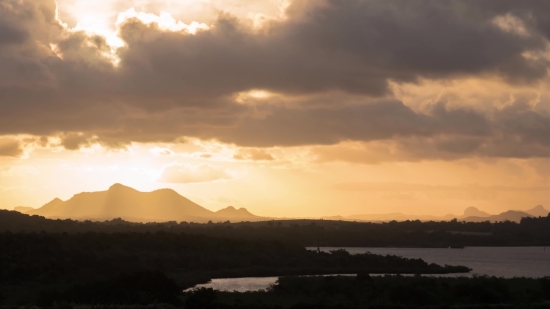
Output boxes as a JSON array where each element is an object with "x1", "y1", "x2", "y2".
[
  {"x1": 0, "y1": 0, "x2": 549, "y2": 160},
  {"x1": 210, "y1": 101, "x2": 491, "y2": 147},
  {"x1": 207, "y1": 101, "x2": 550, "y2": 160},
  {"x1": 0, "y1": 138, "x2": 23, "y2": 157},
  {"x1": 0, "y1": 21, "x2": 28, "y2": 45},
  {"x1": 112, "y1": 0, "x2": 549, "y2": 102},
  {"x1": 60, "y1": 133, "x2": 98, "y2": 150}
]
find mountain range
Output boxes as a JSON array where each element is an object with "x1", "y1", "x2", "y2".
[
  {"x1": 323, "y1": 205, "x2": 548, "y2": 223},
  {"x1": 17, "y1": 184, "x2": 262, "y2": 223},
  {"x1": 13, "y1": 184, "x2": 548, "y2": 223}
]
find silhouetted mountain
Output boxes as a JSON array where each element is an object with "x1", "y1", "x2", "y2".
[
  {"x1": 460, "y1": 207, "x2": 490, "y2": 218},
  {"x1": 323, "y1": 206, "x2": 539, "y2": 223},
  {"x1": 462, "y1": 210, "x2": 532, "y2": 223},
  {"x1": 27, "y1": 184, "x2": 261, "y2": 223},
  {"x1": 13, "y1": 206, "x2": 35, "y2": 213},
  {"x1": 215, "y1": 206, "x2": 257, "y2": 219},
  {"x1": 346, "y1": 213, "x2": 456, "y2": 222},
  {"x1": 32, "y1": 198, "x2": 64, "y2": 215},
  {"x1": 525, "y1": 205, "x2": 549, "y2": 217},
  {"x1": 323, "y1": 212, "x2": 456, "y2": 222}
]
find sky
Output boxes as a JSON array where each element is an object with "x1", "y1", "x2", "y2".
[{"x1": 0, "y1": 0, "x2": 549, "y2": 218}]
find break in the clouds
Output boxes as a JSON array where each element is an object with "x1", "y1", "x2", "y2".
[{"x1": 0, "y1": 0, "x2": 549, "y2": 161}]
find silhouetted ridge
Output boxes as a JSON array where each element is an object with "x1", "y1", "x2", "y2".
[
  {"x1": 13, "y1": 206, "x2": 35, "y2": 213},
  {"x1": 26, "y1": 184, "x2": 261, "y2": 223},
  {"x1": 108, "y1": 183, "x2": 137, "y2": 192},
  {"x1": 215, "y1": 206, "x2": 256, "y2": 218},
  {"x1": 31, "y1": 198, "x2": 65, "y2": 214},
  {"x1": 461, "y1": 206, "x2": 490, "y2": 218},
  {"x1": 462, "y1": 210, "x2": 532, "y2": 223},
  {"x1": 525, "y1": 205, "x2": 549, "y2": 217}
]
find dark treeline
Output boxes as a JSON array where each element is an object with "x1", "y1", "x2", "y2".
[
  {"x1": 3, "y1": 274, "x2": 550, "y2": 309},
  {"x1": 35, "y1": 271, "x2": 183, "y2": 307},
  {"x1": 1, "y1": 210, "x2": 549, "y2": 247},
  {"x1": 1, "y1": 210, "x2": 549, "y2": 308},
  {"x1": 0, "y1": 231, "x2": 468, "y2": 306},
  {"x1": 7, "y1": 274, "x2": 550, "y2": 308},
  {"x1": 184, "y1": 275, "x2": 550, "y2": 309},
  {"x1": 0, "y1": 232, "x2": 469, "y2": 282},
  {"x1": 32, "y1": 275, "x2": 550, "y2": 309}
]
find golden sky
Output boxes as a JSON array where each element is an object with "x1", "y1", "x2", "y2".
[{"x1": 0, "y1": 0, "x2": 549, "y2": 217}]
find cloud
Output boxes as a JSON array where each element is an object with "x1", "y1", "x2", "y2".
[
  {"x1": 60, "y1": 133, "x2": 97, "y2": 150},
  {"x1": 213, "y1": 101, "x2": 493, "y2": 146},
  {"x1": 159, "y1": 164, "x2": 231, "y2": 183},
  {"x1": 149, "y1": 147, "x2": 174, "y2": 156},
  {"x1": 0, "y1": 138, "x2": 23, "y2": 157},
  {"x1": 234, "y1": 149, "x2": 274, "y2": 161},
  {"x1": 0, "y1": 0, "x2": 549, "y2": 161}
]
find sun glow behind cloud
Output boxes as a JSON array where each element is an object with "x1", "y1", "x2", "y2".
[
  {"x1": 1, "y1": 0, "x2": 549, "y2": 218},
  {"x1": 56, "y1": 0, "x2": 284, "y2": 49},
  {"x1": 54, "y1": 0, "x2": 216, "y2": 65},
  {"x1": 116, "y1": 8, "x2": 209, "y2": 34}
]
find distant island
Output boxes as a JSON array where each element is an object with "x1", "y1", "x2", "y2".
[{"x1": 15, "y1": 183, "x2": 263, "y2": 223}]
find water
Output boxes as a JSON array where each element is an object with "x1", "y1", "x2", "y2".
[
  {"x1": 310, "y1": 246, "x2": 550, "y2": 278},
  {"x1": 188, "y1": 247, "x2": 550, "y2": 292},
  {"x1": 190, "y1": 277, "x2": 279, "y2": 292}
]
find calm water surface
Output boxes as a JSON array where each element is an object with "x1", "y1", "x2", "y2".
[
  {"x1": 189, "y1": 247, "x2": 550, "y2": 292},
  {"x1": 190, "y1": 277, "x2": 279, "y2": 292},
  {"x1": 312, "y1": 247, "x2": 550, "y2": 278}
]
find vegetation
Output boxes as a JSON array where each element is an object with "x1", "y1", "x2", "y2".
[
  {"x1": 1, "y1": 211, "x2": 549, "y2": 308},
  {"x1": 180, "y1": 275, "x2": 550, "y2": 308},
  {"x1": 0, "y1": 231, "x2": 468, "y2": 306},
  {"x1": 4, "y1": 275, "x2": 549, "y2": 308},
  {"x1": 1, "y1": 210, "x2": 549, "y2": 247}
]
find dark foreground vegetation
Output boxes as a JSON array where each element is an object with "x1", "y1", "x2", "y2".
[
  {"x1": 2, "y1": 274, "x2": 550, "y2": 308},
  {"x1": 0, "y1": 232, "x2": 468, "y2": 306},
  {"x1": 1, "y1": 210, "x2": 549, "y2": 308},
  {"x1": 1, "y1": 210, "x2": 549, "y2": 247},
  {"x1": 182, "y1": 275, "x2": 550, "y2": 309}
]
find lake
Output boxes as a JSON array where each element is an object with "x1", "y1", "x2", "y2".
[
  {"x1": 188, "y1": 246, "x2": 550, "y2": 292},
  {"x1": 312, "y1": 246, "x2": 550, "y2": 278}
]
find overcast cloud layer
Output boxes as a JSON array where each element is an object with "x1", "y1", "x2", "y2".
[{"x1": 0, "y1": 0, "x2": 549, "y2": 161}]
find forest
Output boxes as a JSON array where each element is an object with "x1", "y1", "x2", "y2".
[
  {"x1": 1, "y1": 210, "x2": 549, "y2": 247},
  {"x1": 3, "y1": 273, "x2": 550, "y2": 308},
  {"x1": 0, "y1": 231, "x2": 468, "y2": 306},
  {"x1": 183, "y1": 275, "x2": 550, "y2": 309},
  {"x1": 1, "y1": 210, "x2": 549, "y2": 308}
]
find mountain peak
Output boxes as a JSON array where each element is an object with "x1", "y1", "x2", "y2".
[
  {"x1": 215, "y1": 206, "x2": 257, "y2": 218},
  {"x1": 27, "y1": 184, "x2": 229, "y2": 222},
  {"x1": 47, "y1": 197, "x2": 63, "y2": 205},
  {"x1": 153, "y1": 187, "x2": 178, "y2": 194},
  {"x1": 108, "y1": 183, "x2": 135, "y2": 191},
  {"x1": 462, "y1": 206, "x2": 490, "y2": 218},
  {"x1": 525, "y1": 205, "x2": 549, "y2": 217}
]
